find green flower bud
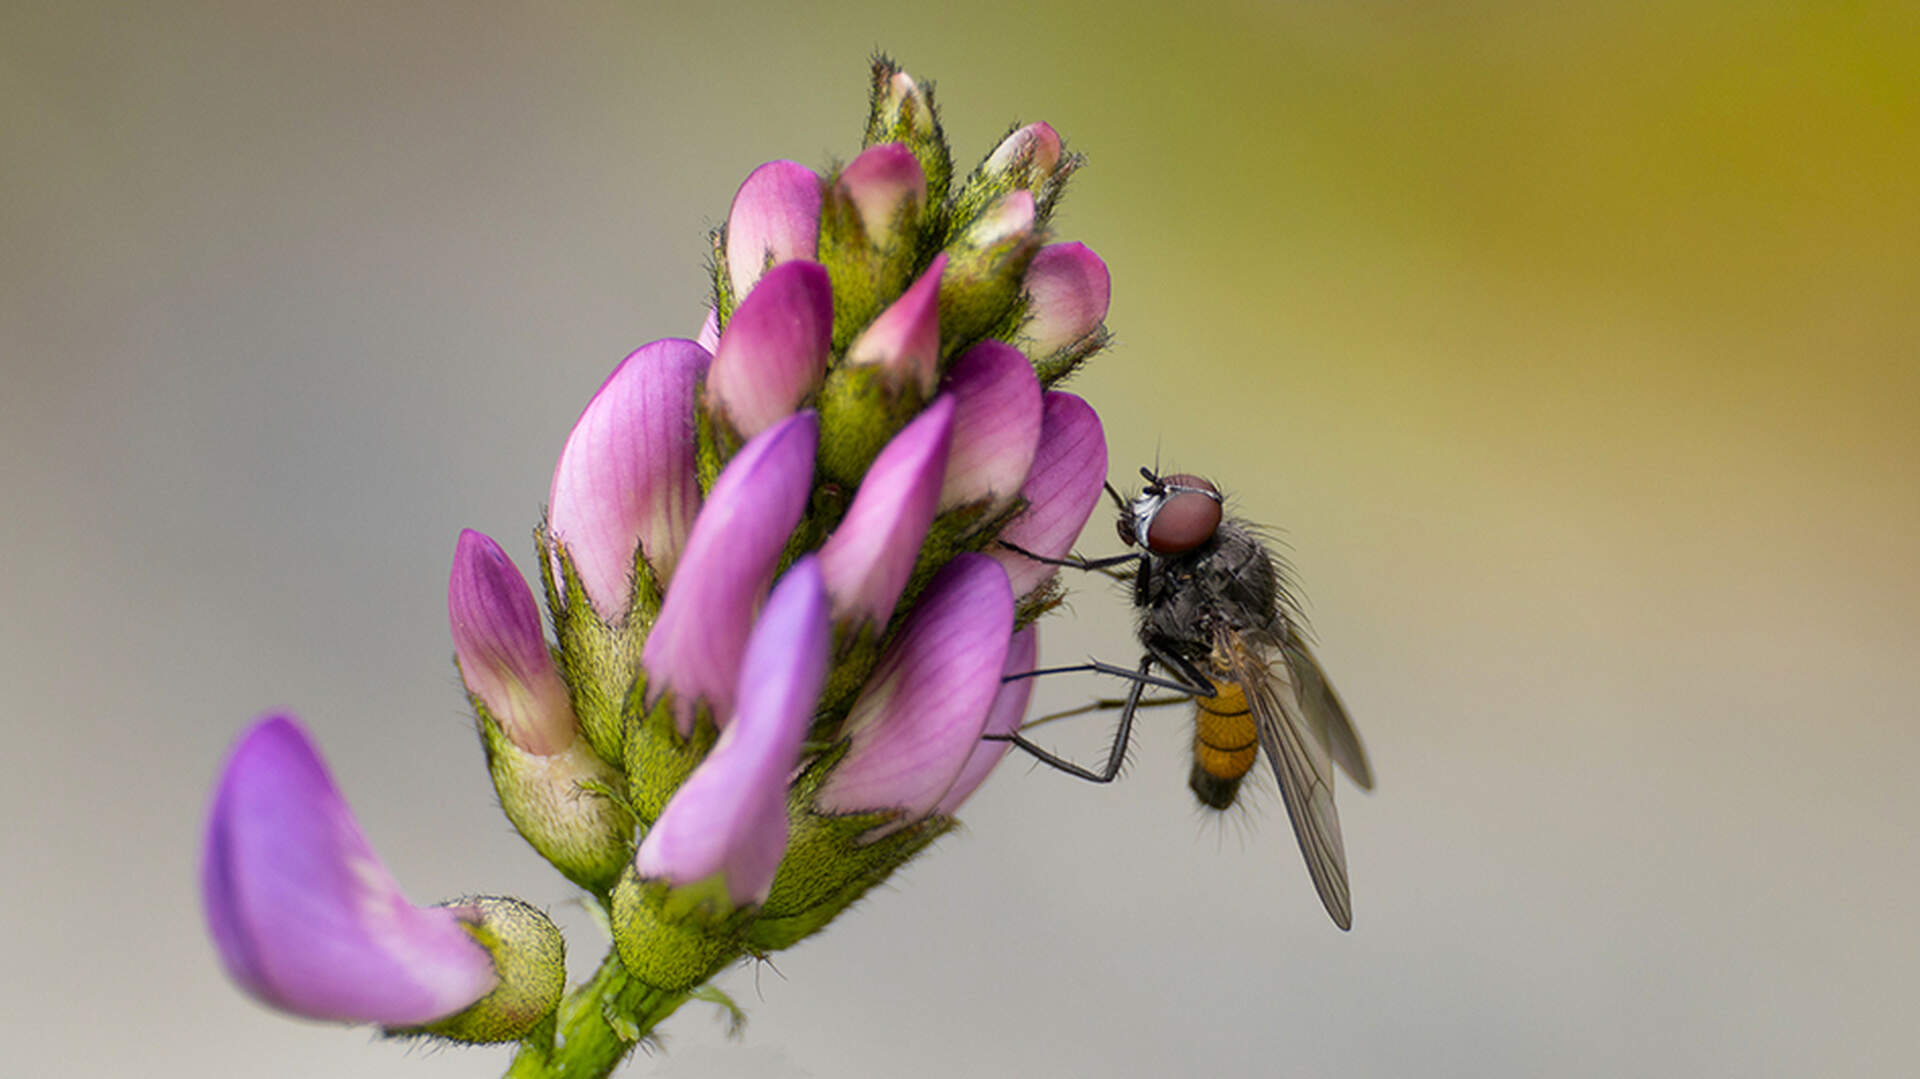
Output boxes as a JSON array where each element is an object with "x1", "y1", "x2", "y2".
[
  {"x1": 610, "y1": 869, "x2": 758, "y2": 992},
  {"x1": 819, "y1": 144, "x2": 928, "y2": 349},
  {"x1": 938, "y1": 189, "x2": 1042, "y2": 353},
  {"x1": 863, "y1": 57, "x2": 952, "y2": 208},
  {"x1": 414, "y1": 897, "x2": 566, "y2": 1045}
]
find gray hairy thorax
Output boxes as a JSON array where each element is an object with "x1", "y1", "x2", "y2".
[{"x1": 1133, "y1": 518, "x2": 1288, "y2": 676}]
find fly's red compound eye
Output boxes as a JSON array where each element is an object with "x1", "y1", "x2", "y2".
[{"x1": 1144, "y1": 474, "x2": 1222, "y2": 554}]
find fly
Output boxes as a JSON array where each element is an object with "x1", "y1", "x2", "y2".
[{"x1": 998, "y1": 468, "x2": 1375, "y2": 929}]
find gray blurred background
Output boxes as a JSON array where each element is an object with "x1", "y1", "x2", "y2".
[{"x1": 5, "y1": 2, "x2": 1917, "y2": 1076}]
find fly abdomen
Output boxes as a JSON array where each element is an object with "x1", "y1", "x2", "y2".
[{"x1": 1188, "y1": 680, "x2": 1258, "y2": 810}]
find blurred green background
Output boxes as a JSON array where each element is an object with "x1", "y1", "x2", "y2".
[{"x1": 5, "y1": 2, "x2": 1915, "y2": 1076}]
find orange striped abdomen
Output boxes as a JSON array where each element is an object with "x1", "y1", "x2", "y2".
[{"x1": 1188, "y1": 680, "x2": 1257, "y2": 810}]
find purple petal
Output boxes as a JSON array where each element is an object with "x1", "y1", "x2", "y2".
[
  {"x1": 696, "y1": 306, "x2": 720, "y2": 352},
  {"x1": 548, "y1": 338, "x2": 709, "y2": 620},
  {"x1": 845, "y1": 253, "x2": 946, "y2": 396},
  {"x1": 935, "y1": 626, "x2": 1039, "y2": 815},
  {"x1": 643, "y1": 411, "x2": 818, "y2": 732},
  {"x1": 938, "y1": 341, "x2": 1043, "y2": 511},
  {"x1": 202, "y1": 717, "x2": 496, "y2": 1025},
  {"x1": 1016, "y1": 243, "x2": 1110, "y2": 358},
  {"x1": 636, "y1": 558, "x2": 829, "y2": 907},
  {"x1": 707, "y1": 261, "x2": 834, "y2": 439},
  {"x1": 725, "y1": 160, "x2": 823, "y2": 297},
  {"x1": 815, "y1": 555, "x2": 1015, "y2": 820},
  {"x1": 837, "y1": 144, "x2": 927, "y2": 248},
  {"x1": 818, "y1": 396, "x2": 954, "y2": 628},
  {"x1": 991, "y1": 392, "x2": 1109, "y2": 596},
  {"x1": 448, "y1": 530, "x2": 575, "y2": 756},
  {"x1": 983, "y1": 121, "x2": 1062, "y2": 184}
]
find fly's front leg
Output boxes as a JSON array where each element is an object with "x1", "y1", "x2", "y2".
[
  {"x1": 990, "y1": 654, "x2": 1211, "y2": 784},
  {"x1": 997, "y1": 540, "x2": 1139, "y2": 580}
]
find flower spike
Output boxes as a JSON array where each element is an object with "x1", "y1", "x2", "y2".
[{"x1": 548, "y1": 338, "x2": 709, "y2": 621}]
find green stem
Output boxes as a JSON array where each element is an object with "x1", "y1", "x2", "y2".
[{"x1": 503, "y1": 949, "x2": 689, "y2": 1079}]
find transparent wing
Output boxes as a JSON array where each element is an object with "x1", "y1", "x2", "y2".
[
  {"x1": 1286, "y1": 640, "x2": 1373, "y2": 790},
  {"x1": 1217, "y1": 629, "x2": 1353, "y2": 930}
]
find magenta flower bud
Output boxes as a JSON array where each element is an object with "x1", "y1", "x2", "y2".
[
  {"x1": 983, "y1": 121, "x2": 1063, "y2": 186},
  {"x1": 818, "y1": 396, "x2": 954, "y2": 628},
  {"x1": 991, "y1": 392, "x2": 1109, "y2": 596},
  {"x1": 706, "y1": 261, "x2": 833, "y2": 440},
  {"x1": 643, "y1": 410, "x2": 818, "y2": 732},
  {"x1": 816, "y1": 554, "x2": 1015, "y2": 821},
  {"x1": 724, "y1": 160, "x2": 823, "y2": 298},
  {"x1": 548, "y1": 338, "x2": 708, "y2": 621},
  {"x1": 935, "y1": 625, "x2": 1039, "y2": 815},
  {"x1": 845, "y1": 253, "x2": 946, "y2": 397},
  {"x1": 636, "y1": 558, "x2": 829, "y2": 908},
  {"x1": 938, "y1": 341, "x2": 1043, "y2": 511},
  {"x1": 836, "y1": 143, "x2": 927, "y2": 250},
  {"x1": 448, "y1": 529, "x2": 575, "y2": 756},
  {"x1": 202, "y1": 716, "x2": 496, "y2": 1026},
  {"x1": 1015, "y1": 242, "x2": 1110, "y2": 359}
]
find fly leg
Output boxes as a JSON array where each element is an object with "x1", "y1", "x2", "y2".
[
  {"x1": 989, "y1": 653, "x2": 1212, "y2": 783},
  {"x1": 1021, "y1": 694, "x2": 1186, "y2": 731},
  {"x1": 996, "y1": 540, "x2": 1138, "y2": 581}
]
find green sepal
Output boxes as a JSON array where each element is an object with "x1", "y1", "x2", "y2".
[
  {"x1": 402, "y1": 896, "x2": 566, "y2": 1045},
  {"x1": 936, "y1": 225, "x2": 1043, "y2": 360},
  {"x1": 862, "y1": 55, "x2": 954, "y2": 212},
  {"x1": 950, "y1": 136, "x2": 1084, "y2": 234},
  {"x1": 817, "y1": 165, "x2": 925, "y2": 353},
  {"x1": 749, "y1": 788, "x2": 956, "y2": 952},
  {"x1": 1015, "y1": 573, "x2": 1070, "y2": 627},
  {"x1": 816, "y1": 361, "x2": 922, "y2": 491},
  {"x1": 1030, "y1": 325, "x2": 1113, "y2": 386},
  {"x1": 818, "y1": 620, "x2": 883, "y2": 719},
  {"x1": 693, "y1": 373, "x2": 745, "y2": 494},
  {"x1": 610, "y1": 869, "x2": 758, "y2": 992},
  {"x1": 536, "y1": 523, "x2": 654, "y2": 765},
  {"x1": 473, "y1": 701, "x2": 635, "y2": 896},
  {"x1": 708, "y1": 225, "x2": 738, "y2": 329},
  {"x1": 623, "y1": 689, "x2": 719, "y2": 829}
]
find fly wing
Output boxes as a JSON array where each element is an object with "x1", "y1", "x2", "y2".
[
  {"x1": 1217, "y1": 628, "x2": 1353, "y2": 930},
  {"x1": 1286, "y1": 640, "x2": 1374, "y2": 790}
]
